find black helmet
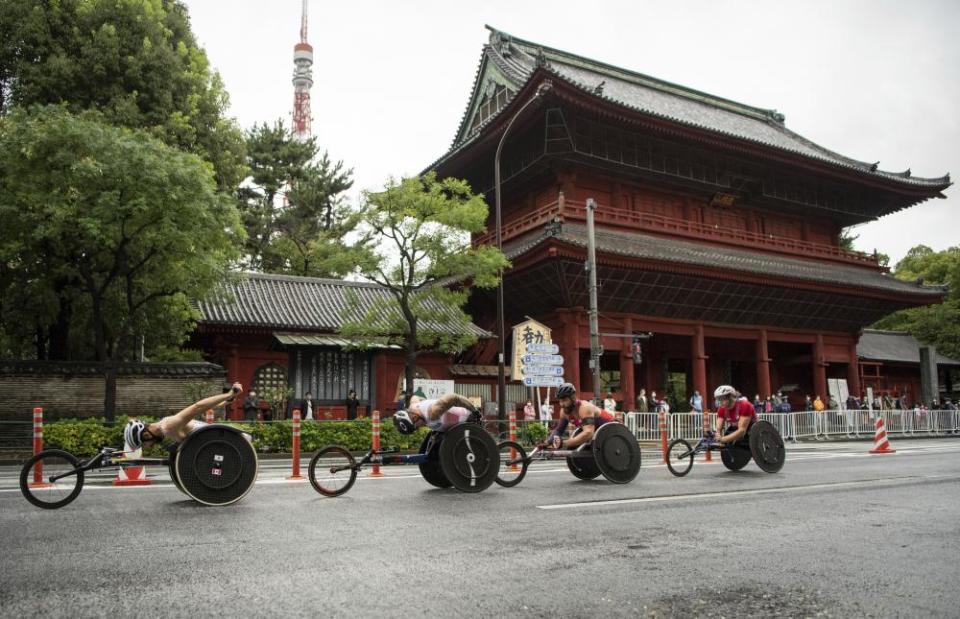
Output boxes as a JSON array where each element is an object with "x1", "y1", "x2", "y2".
[
  {"x1": 393, "y1": 410, "x2": 416, "y2": 435},
  {"x1": 556, "y1": 382, "x2": 576, "y2": 399}
]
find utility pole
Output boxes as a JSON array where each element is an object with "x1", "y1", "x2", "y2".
[{"x1": 586, "y1": 198, "x2": 602, "y2": 404}]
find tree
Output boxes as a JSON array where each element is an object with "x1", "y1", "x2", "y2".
[
  {"x1": 872, "y1": 245, "x2": 960, "y2": 360},
  {"x1": 0, "y1": 0, "x2": 245, "y2": 191},
  {"x1": 338, "y1": 173, "x2": 509, "y2": 400},
  {"x1": 238, "y1": 121, "x2": 356, "y2": 276},
  {"x1": 0, "y1": 106, "x2": 243, "y2": 418}
]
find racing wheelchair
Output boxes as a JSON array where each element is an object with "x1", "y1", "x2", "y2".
[
  {"x1": 19, "y1": 425, "x2": 258, "y2": 509},
  {"x1": 665, "y1": 419, "x2": 785, "y2": 477},
  {"x1": 494, "y1": 422, "x2": 642, "y2": 487},
  {"x1": 308, "y1": 422, "x2": 500, "y2": 496}
]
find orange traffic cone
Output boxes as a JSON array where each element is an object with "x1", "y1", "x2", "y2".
[
  {"x1": 113, "y1": 444, "x2": 153, "y2": 486},
  {"x1": 868, "y1": 417, "x2": 896, "y2": 454}
]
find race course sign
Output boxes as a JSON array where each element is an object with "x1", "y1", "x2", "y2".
[{"x1": 520, "y1": 343, "x2": 564, "y2": 387}]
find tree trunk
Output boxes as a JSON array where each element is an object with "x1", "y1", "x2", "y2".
[
  {"x1": 404, "y1": 317, "x2": 418, "y2": 405},
  {"x1": 47, "y1": 297, "x2": 72, "y2": 360}
]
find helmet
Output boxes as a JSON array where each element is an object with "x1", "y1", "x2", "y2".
[
  {"x1": 124, "y1": 420, "x2": 147, "y2": 449},
  {"x1": 556, "y1": 383, "x2": 576, "y2": 399},
  {"x1": 393, "y1": 410, "x2": 416, "y2": 435},
  {"x1": 713, "y1": 385, "x2": 737, "y2": 399}
]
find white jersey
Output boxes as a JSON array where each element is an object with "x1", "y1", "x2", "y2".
[{"x1": 414, "y1": 399, "x2": 471, "y2": 431}]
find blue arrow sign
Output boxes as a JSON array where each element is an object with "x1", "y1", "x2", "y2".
[
  {"x1": 521, "y1": 354, "x2": 563, "y2": 366},
  {"x1": 526, "y1": 343, "x2": 559, "y2": 354},
  {"x1": 522, "y1": 376, "x2": 565, "y2": 387},
  {"x1": 522, "y1": 365, "x2": 565, "y2": 376}
]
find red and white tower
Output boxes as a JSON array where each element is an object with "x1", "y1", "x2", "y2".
[{"x1": 292, "y1": 0, "x2": 313, "y2": 141}]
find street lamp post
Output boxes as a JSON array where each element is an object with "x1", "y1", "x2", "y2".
[{"x1": 493, "y1": 81, "x2": 552, "y2": 421}]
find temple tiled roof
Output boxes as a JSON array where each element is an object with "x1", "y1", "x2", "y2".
[
  {"x1": 503, "y1": 222, "x2": 946, "y2": 298},
  {"x1": 439, "y1": 26, "x2": 949, "y2": 191},
  {"x1": 858, "y1": 330, "x2": 960, "y2": 365},
  {"x1": 197, "y1": 272, "x2": 491, "y2": 338}
]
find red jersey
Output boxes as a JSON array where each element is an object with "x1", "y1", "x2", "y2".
[{"x1": 718, "y1": 397, "x2": 756, "y2": 426}]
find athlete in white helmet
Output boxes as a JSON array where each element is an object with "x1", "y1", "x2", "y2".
[
  {"x1": 123, "y1": 382, "x2": 243, "y2": 450},
  {"x1": 712, "y1": 384, "x2": 756, "y2": 445},
  {"x1": 392, "y1": 393, "x2": 482, "y2": 435}
]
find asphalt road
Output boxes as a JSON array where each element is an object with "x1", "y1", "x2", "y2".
[{"x1": 1, "y1": 439, "x2": 958, "y2": 618}]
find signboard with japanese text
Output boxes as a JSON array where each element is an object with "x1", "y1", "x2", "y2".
[
  {"x1": 510, "y1": 319, "x2": 553, "y2": 380},
  {"x1": 412, "y1": 379, "x2": 455, "y2": 400},
  {"x1": 522, "y1": 376, "x2": 565, "y2": 387}
]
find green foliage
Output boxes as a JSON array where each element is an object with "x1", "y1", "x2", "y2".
[
  {"x1": 340, "y1": 172, "x2": 509, "y2": 394},
  {"x1": 0, "y1": 106, "x2": 243, "y2": 414},
  {"x1": 872, "y1": 245, "x2": 960, "y2": 359},
  {"x1": 237, "y1": 121, "x2": 356, "y2": 275},
  {"x1": 42, "y1": 416, "x2": 165, "y2": 457},
  {"x1": 518, "y1": 421, "x2": 548, "y2": 446},
  {"x1": 0, "y1": 0, "x2": 246, "y2": 190}
]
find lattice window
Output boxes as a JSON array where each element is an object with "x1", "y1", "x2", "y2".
[
  {"x1": 253, "y1": 363, "x2": 287, "y2": 394},
  {"x1": 469, "y1": 85, "x2": 512, "y2": 134}
]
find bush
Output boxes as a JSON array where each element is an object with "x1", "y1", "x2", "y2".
[
  {"x1": 518, "y1": 421, "x2": 548, "y2": 446},
  {"x1": 42, "y1": 417, "x2": 165, "y2": 457}
]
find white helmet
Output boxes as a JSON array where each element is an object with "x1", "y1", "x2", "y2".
[
  {"x1": 393, "y1": 410, "x2": 416, "y2": 435},
  {"x1": 124, "y1": 420, "x2": 146, "y2": 449},
  {"x1": 713, "y1": 385, "x2": 737, "y2": 399}
]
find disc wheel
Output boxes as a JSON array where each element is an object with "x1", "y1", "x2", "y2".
[
  {"x1": 720, "y1": 445, "x2": 752, "y2": 471},
  {"x1": 438, "y1": 423, "x2": 499, "y2": 493},
  {"x1": 749, "y1": 419, "x2": 786, "y2": 473},
  {"x1": 593, "y1": 422, "x2": 642, "y2": 484},
  {"x1": 666, "y1": 438, "x2": 695, "y2": 477},
  {"x1": 20, "y1": 449, "x2": 84, "y2": 509},
  {"x1": 308, "y1": 446, "x2": 357, "y2": 497},
  {"x1": 565, "y1": 428, "x2": 602, "y2": 480},
  {"x1": 418, "y1": 432, "x2": 452, "y2": 489},
  {"x1": 495, "y1": 441, "x2": 528, "y2": 487}
]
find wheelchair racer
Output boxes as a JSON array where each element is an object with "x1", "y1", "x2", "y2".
[
  {"x1": 711, "y1": 384, "x2": 756, "y2": 446},
  {"x1": 123, "y1": 382, "x2": 243, "y2": 450},
  {"x1": 544, "y1": 382, "x2": 615, "y2": 450},
  {"x1": 392, "y1": 392, "x2": 482, "y2": 435}
]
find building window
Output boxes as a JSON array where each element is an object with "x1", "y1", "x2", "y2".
[
  {"x1": 469, "y1": 85, "x2": 512, "y2": 135},
  {"x1": 253, "y1": 362, "x2": 287, "y2": 395}
]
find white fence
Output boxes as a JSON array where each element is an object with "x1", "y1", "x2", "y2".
[{"x1": 625, "y1": 409, "x2": 960, "y2": 443}]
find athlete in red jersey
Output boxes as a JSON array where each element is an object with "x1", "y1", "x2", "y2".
[
  {"x1": 713, "y1": 384, "x2": 756, "y2": 444},
  {"x1": 546, "y1": 382, "x2": 615, "y2": 449}
]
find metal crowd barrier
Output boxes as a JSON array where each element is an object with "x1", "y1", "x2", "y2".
[{"x1": 623, "y1": 409, "x2": 960, "y2": 443}]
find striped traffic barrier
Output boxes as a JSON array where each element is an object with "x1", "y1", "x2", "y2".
[
  {"x1": 369, "y1": 410, "x2": 384, "y2": 477},
  {"x1": 869, "y1": 416, "x2": 896, "y2": 454},
  {"x1": 287, "y1": 408, "x2": 304, "y2": 480},
  {"x1": 508, "y1": 410, "x2": 518, "y2": 471},
  {"x1": 702, "y1": 410, "x2": 712, "y2": 463},
  {"x1": 205, "y1": 408, "x2": 215, "y2": 424},
  {"x1": 658, "y1": 410, "x2": 668, "y2": 464},
  {"x1": 29, "y1": 407, "x2": 51, "y2": 488}
]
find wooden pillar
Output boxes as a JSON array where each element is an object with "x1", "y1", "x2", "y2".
[
  {"x1": 847, "y1": 341, "x2": 862, "y2": 399},
  {"x1": 756, "y1": 329, "x2": 771, "y2": 398},
  {"x1": 691, "y1": 323, "x2": 708, "y2": 408},
  {"x1": 621, "y1": 318, "x2": 635, "y2": 411},
  {"x1": 813, "y1": 334, "x2": 828, "y2": 400}
]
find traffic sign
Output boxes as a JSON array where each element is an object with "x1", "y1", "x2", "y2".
[
  {"x1": 521, "y1": 365, "x2": 565, "y2": 377},
  {"x1": 521, "y1": 354, "x2": 563, "y2": 366},
  {"x1": 522, "y1": 376, "x2": 565, "y2": 387},
  {"x1": 526, "y1": 343, "x2": 559, "y2": 355}
]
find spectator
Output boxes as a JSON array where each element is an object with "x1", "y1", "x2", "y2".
[
  {"x1": 345, "y1": 389, "x2": 359, "y2": 420},
  {"x1": 300, "y1": 391, "x2": 314, "y2": 421},
  {"x1": 524, "y1": 400, "x2": 536, "y2": 422},
  {"x1": 539, "y1": 402, "x2": 553, "y2": 428},
  {"x1": 753, "y1": 394, "x2": 763, "y2": 415},
  {"x1": 813, "y1": 395, "x2": 825, "y2": 412},
  {"x1": 764, "y1": 395, "x2": 774, "y2": 414},
  {"x1": 689, "y1": 390, "x2": 703, "y2": 414},
  {"x1": 636, "y1": 389, "x2": 648, "y2": 413},
  {"x1": 805, "y1": 395, "x2": 813, "y2": 412},
  {"x1": 603, "y1": 392, "x2": 617, "y2": 413},
  {"x1": 242, "y1": 390, "x2": 259, "y2": 421},
  {"x1": 396, "y1": 389, "x2": 408, "y2": 412}
]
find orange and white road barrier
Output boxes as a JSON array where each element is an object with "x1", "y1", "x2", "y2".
[
  {"x1": 659, "y1": 410, "x2": 668, "y2": 464},
  {"x1": 702, "y1": 411, "x2": 713, "y2": 463},
  {"x1": 369, "y1": 410, "x2": 384, "y2": 477},
  {"x1": 869, "y1": 416, "x2": 897, "y2": 454},
  {"x1": 29, "y1": 407, "x2": 51, "y2": 489},
  {"x1": 615, "y1": 411, "x2": 624, "y2": 424},
  {"x1": 508, "y1": 410, "x2": 518, "y2": 471},
  {"x1": 287, "y1": 408, "x2": 304, "y2": 480},
  {"x1": 205, "y1": 408, "x2": 215, "y2": 424}
]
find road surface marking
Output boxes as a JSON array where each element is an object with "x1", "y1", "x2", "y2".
[{"x1": 536, "y1": 474, "x2": 958, "y2": 510}]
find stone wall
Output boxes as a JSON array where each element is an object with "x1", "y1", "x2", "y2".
[{"x1": 0, "y1": 362, "x2": 226, "y2": 421}]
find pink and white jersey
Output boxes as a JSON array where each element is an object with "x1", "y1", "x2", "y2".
[{"x1": 414, "y1": 399, "x2": 471, "y2": 431}]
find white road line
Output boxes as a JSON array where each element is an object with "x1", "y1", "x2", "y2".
[{"x1": 536, "y1": 474, "x2": 959, "y2": 510}]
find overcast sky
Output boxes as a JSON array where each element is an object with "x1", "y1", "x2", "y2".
[{"x1": 182, "y1": 0, "x2": 958, "y2": 266}]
